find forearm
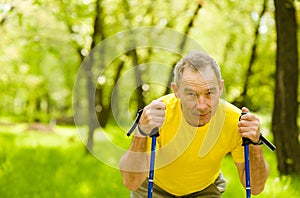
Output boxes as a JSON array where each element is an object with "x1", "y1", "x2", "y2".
[
  {"x1": 119, "y1": 134, "x2": 149, "y2": 190},
  {"x1": 248, "y1": 145, "x2": 269, "y2": 195}
]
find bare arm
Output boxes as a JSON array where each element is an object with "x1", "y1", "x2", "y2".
[
  {"x1": 119, "y1": 99, "x2": 166, "y2": 191},
  {"x1": 236, "y1": 107, "x2": 270, "y2": 195},
  {"x1": 119, "y1": 133, "x2": 149, "y2": 191},
  {"x1": 235, "y1": 145, "x2": 269, "y2": 195}
]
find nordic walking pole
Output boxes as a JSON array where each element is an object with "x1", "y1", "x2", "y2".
[
  {"x1": 243, "y1": 137, "x2": 251, "y2": 198},
  {"x1": 240, "y1": 112, "x2": 252, "y2": 198},
  {"x1": 126, "y1": 109, "x2": 160, "y2": 198},
  {"x1": 240, "y1": 112, "x2": 276, "y2": 198},
  {"x1": 148, "y1": 128, "x2": 159, "y2": 198}
]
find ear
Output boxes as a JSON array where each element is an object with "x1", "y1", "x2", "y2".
[
  {"x1": 219, "y1": 80, "x2": 224, "y2": 97},
  {"x1": 171, "y1": 82, "x2": 180, "y2": 98}
]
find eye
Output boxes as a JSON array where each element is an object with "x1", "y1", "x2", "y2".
[
  {"x1": 185, "y1": 91, "x2": 196, "y2": 98},
  {"x1": 206, "y1": 89, "x2": 216, "y2": 96}
]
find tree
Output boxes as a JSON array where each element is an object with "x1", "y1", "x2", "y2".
[
  {"x1": 164, "y1": 2, "x2": 203, "y2": 95},
  {"x1": 83, "y1": 0, "x2": 204, "y2": 151},
  {"x1": 232, "y1": 0, "x2": 268, "y2": 109},
  {"x1": 272, "y1": 0, "x2": 300, "y2": 175}
]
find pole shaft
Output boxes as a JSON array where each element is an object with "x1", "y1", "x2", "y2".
[
  {"x1": 148, "y1": 136, "x2": 157, "y2": 198},
  {"x1": 244, "y1": 144, "x2": 251, "y2": 198}
]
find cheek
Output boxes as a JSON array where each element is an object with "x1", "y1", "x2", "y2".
[
  {"x1": 209, "y1": 94, "x2": 219, "y2": 105},
  {"x1": 181, "y1": 100, "x2": 197, "y2": 112}
]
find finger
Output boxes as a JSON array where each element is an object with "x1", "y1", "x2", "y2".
[
  {"x1": 240, "y1": 107, "x2": 250, "y2": 120},
  {"x1": 139, "y1": 113, "x2": 165, "y2": 134},
  {"x1": 239, "y1": 129, "x2": 260, "y2": 142},
  {"x1": 139, "y1": 100, "x2": 166, "y2": 127},
  {"x1": 241, "y1": 107, "x2": 249, "y2": 113},
  {"x1": 238, "y1": 117, "x2": 259, "y2": 129},
  {"x1": 238, "y1": 125, "x2": 255, "y2": 133},
  {"x1": 238, "y1": 118, "x2": 252, "y2": 127},
  {"x1": 152, "y1": 117, "x2": 165, "y2": 127},
  {"x1": 151, "y1": 107, "x2": 165, "y2": 115},
  {"x1": 239, "y1": 112, "x2": 257, "y2": 123},
  {"x1": 239, "y1": 131, "x2": 258, "y2": 141},
  {"x1": 152, "y1": 99, "x2": 166, "y2": 110},
  {"x1": 241, "y1": 115, "x2": 259, "y2": 125},
  {"x1": 238, "y1": 122, "x2": 260, "y2": 142}
]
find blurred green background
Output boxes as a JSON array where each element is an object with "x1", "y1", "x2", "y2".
[{"x1": 0, "y1": 0, "x2": 299, "y2": 197}]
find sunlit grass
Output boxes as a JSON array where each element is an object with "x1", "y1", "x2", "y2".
[
  {"x1": 0, "y1": 123, "x2": 130, "y2": 198},
  {"x1": 0, "y1": 123, "x2": 299, "y2": 197},
  {"x1": 222, "y1": 145, "x2": 300, "y2": 198}
]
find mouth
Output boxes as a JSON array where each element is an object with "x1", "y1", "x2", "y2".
[{"x1": 194, "y1": 112, "x2": 210, "y2": 118}]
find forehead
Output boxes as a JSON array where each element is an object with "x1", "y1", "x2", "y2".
[{"x1": 180, "y1": 67, "x2": 219, "y2": 89}]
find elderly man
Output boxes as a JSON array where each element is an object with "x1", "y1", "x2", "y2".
[{"x1": 119, "y1": 52, "x2": 269, "y2": 198}]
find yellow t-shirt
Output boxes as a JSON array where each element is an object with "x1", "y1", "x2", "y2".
[{"x1": 148, "y1": 94, "x2": 244, "y2": 196}]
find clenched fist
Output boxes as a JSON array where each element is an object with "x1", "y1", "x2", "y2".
[
  {"x1": 238, "y1": 107, "x2": 261, "y2": 144},
  {"x1": 138, "y1": 99, "x2": 166, "y2": 135}
]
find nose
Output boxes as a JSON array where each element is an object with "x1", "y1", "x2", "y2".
[{"x1": 196, "y1": 95, "x2": 209, "y2": 111}]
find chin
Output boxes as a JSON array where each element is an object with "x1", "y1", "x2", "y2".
[
  {"x1": 197, "y1": 119, "x2": 210, "y2": 127},
  {"x1": 188, "y1": 121, "x2": 207, "y2": 127}
]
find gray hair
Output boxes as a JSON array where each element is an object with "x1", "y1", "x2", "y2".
[{"x1": 173, "y1": 52, "x2": 222, "y2": 85}]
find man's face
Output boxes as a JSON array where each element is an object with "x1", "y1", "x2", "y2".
[{"x1": 172, "y1": 67, "x2": 224, "y2": 127}]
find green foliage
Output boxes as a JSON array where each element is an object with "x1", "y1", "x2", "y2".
[
  {"x1": 0, "y1": 0, "x2": 282, "y2": 124},
  {"x1": 0, "y1": 0, "x2": 81, "y2": 122},
  {"x1": 190, "y1": 0, "x2": 277, "y2": 111}
]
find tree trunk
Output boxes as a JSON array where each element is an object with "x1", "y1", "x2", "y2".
[
  {"x1": 164, "y1": 3, "x2": 203, "y2": 95},
  {"x1": 129, "y1": 49, "x2": 146, "y2": 109},
  {"x1": 96, "y1": 59, "x2": 125, "y2": 127},
  {"x1": 86, "y1": 0, "x2": 104, "y2": 152},
  {"x1": 86, "y1": 60, "x2": 98, "y2": 152},
  {"x1": 272, "y1": 0, "x2": 300, "y2": 175},
  {"x1": 232, "y1": 0, "x2": 267, "y2": 108}
]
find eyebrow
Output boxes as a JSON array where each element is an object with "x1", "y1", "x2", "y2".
[
  {"x1": 184, "y1": 87, "x2": 195, "y2": 92},
  {"x1": 183, "y1": 86, "x2": 217, "y2": 92}
]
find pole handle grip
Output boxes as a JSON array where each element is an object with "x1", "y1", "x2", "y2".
[{"x1": 239, "y1": 112, "x2": 276, "y2": 151}]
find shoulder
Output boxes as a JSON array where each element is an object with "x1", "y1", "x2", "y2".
[{"x1": 220, "y1": 99, "x2": 241, "y2": 120}]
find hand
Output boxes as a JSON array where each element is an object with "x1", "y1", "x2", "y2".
[
  {"x1": 238, "y1": 107, "x2": 261, "y2": 143},
  {"x1": 138, "y1": 99, "x2": 166, "y2": 135}
]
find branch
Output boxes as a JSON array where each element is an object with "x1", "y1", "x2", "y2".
[
  {"x1": 232, "y1": 0, "x2": 268, "y2": 107},
  {"x1": 164, "y1": 2, "x2": 203, "y2": 95},
  {"x1": 0, "y1": 4, "x2": 15, "y2": 26}
]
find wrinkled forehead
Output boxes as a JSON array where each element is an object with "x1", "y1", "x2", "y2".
[
  {"x1": 181, "y1": 67, "x2": 219, "y2": 84},
  {"x1": 179, "y1": 67, "x2": 220, "y2": 93}
]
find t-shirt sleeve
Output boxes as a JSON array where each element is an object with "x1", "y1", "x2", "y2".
[{"x1": 231, "y1": 136, "x2": 245, "y2": 163}]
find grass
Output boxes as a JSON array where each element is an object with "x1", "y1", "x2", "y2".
[
  {"x1": 0, "y1": 123, "x2": 130, "y2": 198},
  {"x1": 0, "y1": 122, "x2": 299, "y2": 197},
  {"x1": 221, "y1": 154, "x2": 300, "y2": 197}
]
